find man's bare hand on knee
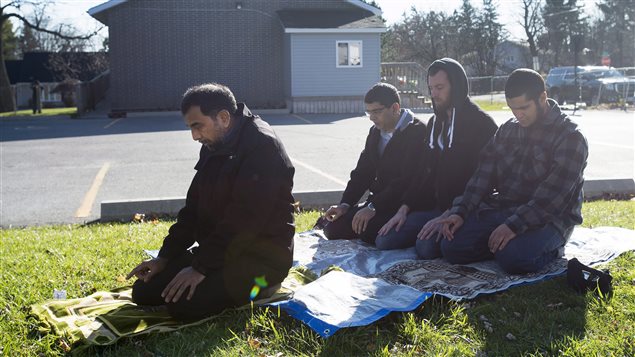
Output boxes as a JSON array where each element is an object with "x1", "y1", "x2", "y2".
[{"x1": 161, "y1": 267, "x2": 205, "y2": 303}]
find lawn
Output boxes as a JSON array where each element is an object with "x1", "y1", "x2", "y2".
[
  {"x1": 1, "y1": 200, "x2": 633, "y2": 356},
  {"x1": 0, "y1": 107, "x2": 77, "y2": 118},
  {"x1": 472, "y1": 99, "x2": 509, "y2": 112}
]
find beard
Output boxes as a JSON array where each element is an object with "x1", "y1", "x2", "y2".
[{"x1": 432, "y1": 98, "x2": 451, "y2": 113}]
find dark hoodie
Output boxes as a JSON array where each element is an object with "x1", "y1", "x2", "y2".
[{"x1": 402, "y1": 58, "x2": 498, "y2": 211}]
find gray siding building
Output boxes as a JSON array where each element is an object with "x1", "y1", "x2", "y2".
[{"x1": 89, "y1": 0, "x2": 385, "y2": 113}]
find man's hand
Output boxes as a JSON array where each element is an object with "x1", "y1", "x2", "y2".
[
  {"x1": 488, "y1": 224, "x2": 516, "y2": 253},
  {"x1": 416, "y1": 210, "x2": 450, "y2": 240},
  {"x1": 351, "y1": 207, "x2": 376, "y2": 234},
  {"x1": 324, "y1": 204, "x2": 349, "y2": 222},
  {"x1": 419, "y1": 214, "x2": 463, "y2": 241},
  {"x1": 161, "y1": 267, "x2": 206, "y2": 303},
  {"x1": 126, "y1": 257, "x2": 168, "y2": 283},
  {"x1": 378, "y1": 205, "x2": 409, "y2": 236}
]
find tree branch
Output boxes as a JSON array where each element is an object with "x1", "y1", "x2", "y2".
[{"x1": 5, "y1": 12, "x2": 103, "y2": 40}]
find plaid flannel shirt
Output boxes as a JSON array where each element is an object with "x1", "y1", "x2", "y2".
[{"x1": 449, "y1": 100, "x2": 588, "y2": 235}]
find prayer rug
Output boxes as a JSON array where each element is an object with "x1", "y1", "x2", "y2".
[
  {"x1": 30, "y1": 267, "x2": 316, "y2": 347},
  {"x1": 275, "y1": 227, "x2": 635, "y2": 337}
]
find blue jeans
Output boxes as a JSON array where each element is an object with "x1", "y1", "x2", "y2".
[
  {"x1": 375, "y1": 209, "x2": 442, "y2": 252},
  {"x1": 440, "y1": 210, "x2": 570, "y2": 274}
]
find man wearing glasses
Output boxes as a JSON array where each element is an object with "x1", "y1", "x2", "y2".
[{"x1": 321, "y1": 83, "x2": 427, "y2": 244}]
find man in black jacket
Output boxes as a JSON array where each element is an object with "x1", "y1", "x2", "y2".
[
  {"x1": 126, "y1": 83, "x2": 295, "y2": 320},
  {"x1": 322, "y1": 83, "x2": 427, "y2": 244},
  {"x1": 376, "y1": 58, "x2": 497, "y2": 255}
]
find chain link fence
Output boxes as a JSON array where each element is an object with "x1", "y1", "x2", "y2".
[{"x1": 467, "y1": 67, "x2": 634, "y2": 106}]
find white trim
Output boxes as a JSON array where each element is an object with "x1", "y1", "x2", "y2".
[
  {"x1": 88, "y1": 0, "x2": 127, "y2": 16},
  {"x1": 346, "y1": 0, "x2": 382, "y2": 16},
  {"x1": 285, "y1": 28, "x2": 385, "y2": 34},
  {"x1": 336, "y1": 40, "x2": 363, "y2": 68}
]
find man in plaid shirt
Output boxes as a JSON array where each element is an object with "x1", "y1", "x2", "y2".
[{"x1": 419, "y1": 68, "x2": 588, "y2": 274}]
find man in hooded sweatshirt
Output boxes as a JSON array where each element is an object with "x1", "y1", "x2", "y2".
[
  {"x1": 322, "y1": 83, "x2": 427, "y2": 244},
  {"x1": 419, "y1": 69, "x2": 588, "y2": 274},
  {"x1": 376, "y1": 58, "x2": 497, "y2": 256}
]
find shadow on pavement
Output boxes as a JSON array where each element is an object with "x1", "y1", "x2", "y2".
[{"x1": 0, "y1": 112, "x2": 371, "y2": 142}]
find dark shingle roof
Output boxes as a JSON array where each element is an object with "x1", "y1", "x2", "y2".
[{"x1": 277, "y1": 9, "x2": 384, "y2": 29}]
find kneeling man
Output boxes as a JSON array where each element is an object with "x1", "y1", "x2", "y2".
[
  {"x1": 420, "y1": 69, "x2": 588, "y2": 274},
  {"x1": 127, "y1": 83, "x2": 295, "y2": 320},
  {"x1": 323, "y1": 83, "x2": 427, "y2": 244}
]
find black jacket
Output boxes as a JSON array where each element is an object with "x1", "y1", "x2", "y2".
[
  {"x1": 341, "y1": 110, "x2": 427, "y2": 214},
  {"x1": 158, "y1": 104, "x2": 295, "y2": 279},
  {"x1": 403, "y1": 58, "x2": 498, "y2": 211}
]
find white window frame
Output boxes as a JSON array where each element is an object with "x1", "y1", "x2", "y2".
[{"x1": 336, "y1": 40, "x2": 363, "y2": 68}]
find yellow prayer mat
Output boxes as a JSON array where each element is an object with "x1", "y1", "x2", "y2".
[{"x1": 30, "y1": 266, "x2": 317, "y2": 347}]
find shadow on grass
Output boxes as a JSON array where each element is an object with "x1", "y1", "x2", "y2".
[
  {"x1": 467, "y1": 277, "x2": 588, "y2": 355},
  {"x1": 71, "y1": 308, "x2": 253, "y2": 356}
]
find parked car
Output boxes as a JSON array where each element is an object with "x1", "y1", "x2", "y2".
[
  {"x1": 546, "y1": 66, "x2": 628, "y2": 105},
  {"x1": 599, "y1": 77, "x2": 635, "y2": 104}
]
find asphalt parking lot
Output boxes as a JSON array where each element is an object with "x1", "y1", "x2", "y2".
[{"x1": 1, "y1": 107, "x2": 633, "y2": 226}]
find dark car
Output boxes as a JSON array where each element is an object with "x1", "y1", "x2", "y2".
[{"x1": 546, "y1": 66, "x2": 627, "y2": 105}]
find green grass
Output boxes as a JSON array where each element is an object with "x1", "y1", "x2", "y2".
[
  {"x1": 1, "y1": 201, "x2": 633, "y2": 356},
  {"x1": 0, "y1": 107, "x2": 77, "y2": 118},
  {"x1": 473, "y1": 99, "x2": 509, "y2": 112}
]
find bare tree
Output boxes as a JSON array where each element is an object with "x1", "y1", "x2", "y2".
[
  {"x1": 47, "y1": 52, "x2": 109, "y2": 81},
  {"x1": 520, "y1": 0, "x2": 544, "y2": 70},
  {"x1": 382, "y1": 7, "x2": 458, "y2": 66},
  {"x1": 0, "y1": 1, "x2": 101, "y2": 112}
]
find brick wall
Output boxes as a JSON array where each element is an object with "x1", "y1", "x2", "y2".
[{"x1": 108, "y1": 0, "x2": 362, "y2": 111}]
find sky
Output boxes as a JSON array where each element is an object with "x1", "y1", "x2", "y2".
[{"x1": 38, "y1": 0, "x2": 600, "y2": 49}]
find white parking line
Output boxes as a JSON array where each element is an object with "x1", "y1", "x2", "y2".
[
  {"x1": 590, "y1": 141, "x2": 633, "y2": 150},
  {"x1": 292, "y1": 114, "x2": 313, "y2": 124},
  {"x1": 289, "y1": 156, "x2": 347, "y2": 187},
  {"x1": 104, "y1": 119, "x2": 121, "y2": 129},
  {"x1": 75, "y1": 162, "x2": 111, "y2": 218}
]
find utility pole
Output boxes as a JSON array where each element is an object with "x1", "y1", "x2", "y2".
[{"x1": 571, "y1": 34, "x2": 584, "y2": 115}]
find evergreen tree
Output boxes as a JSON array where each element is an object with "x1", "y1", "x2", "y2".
[
  {"x1": 476, "y1": 0, "x2": 504, "y2": 75},
  {"x1": 541, "y1": 0, "x2": 588, "y2": 67},
  {"x1": 591, "y1": 0, "x2": 635, "y2": 67},
  {"x1": 1, "y1": 18, "x2": 18, "y2": 60}
]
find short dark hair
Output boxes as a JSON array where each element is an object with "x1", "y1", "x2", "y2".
[
  {"x1": 364, "y1": 82, "x2": 400, "y2": 107},
  {"x1": 505, "y1": 69, "x2": 546, "y2": 101},
  {"x1": 180, "y1": 83, "x2": 238, "y2": 116}
]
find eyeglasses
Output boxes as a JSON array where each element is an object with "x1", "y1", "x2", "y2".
[{"x1": 365, "y1": 106, "x2": 387, "y2": 116}]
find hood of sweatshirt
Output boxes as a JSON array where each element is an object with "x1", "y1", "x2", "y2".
[
  {"x1": 426, "y1": 58, "x2": 470, "y2": 150},
  {"x1": 427, "y1": 58, "x2": 469, "y2": 115}
]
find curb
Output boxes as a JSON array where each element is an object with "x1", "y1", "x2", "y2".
[
  {"x1": 101, "y1": 190, "x2": 344, "y2": 222},
  {"x1": 100, "y1": 178, "x2": 635, "y2": 222},
  {"x1": 582, "y1": 178, "x2": 635, "y2": 199}
]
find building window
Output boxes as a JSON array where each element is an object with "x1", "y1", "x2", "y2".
[{"x1": 336, "y1": 41, "x2": 362, "y2": 67}]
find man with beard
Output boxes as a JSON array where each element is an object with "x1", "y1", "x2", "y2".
[
  {"x1": 376, "y1": 58, "x2": 497, "y2": 256},
  {"x1": 419, "y1": 69, "x2": 588, "y2": 274},
  {"x1": 126, "y1": 83, "x2": 295, "y2": 320}
]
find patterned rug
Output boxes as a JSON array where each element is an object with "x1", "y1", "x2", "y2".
[{"x1": 276, "y1": 226, "x2": 635, "y2": 337}]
